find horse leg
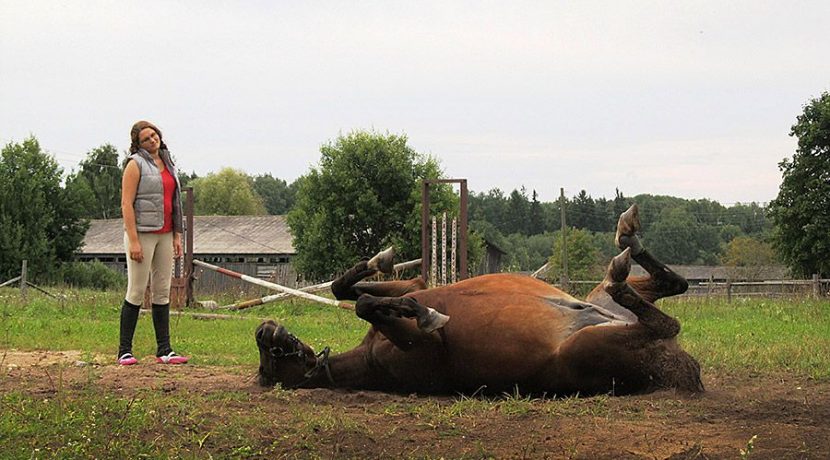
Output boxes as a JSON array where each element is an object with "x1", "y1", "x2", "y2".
[
  {"x1": 354, "y1": 294, "x2": 449, "y2": 350},
  {"x1": 602, "y1": 249, "x2": 680, "y2": 339},
  {"x1": 613, "y1": 204, "x2": 688, "y2": 303},
  {"x1": 331, "y1": 247, "x2": 427, "y2": 301}
]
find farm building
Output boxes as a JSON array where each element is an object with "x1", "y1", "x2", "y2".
[
  {"x1": 629, "y1": 264, "x2": 790, "y2": 282},
  {"x1": 77, "y1": 215, "x2": 299, "y2": 292},
  {"x1": 475, "y1": 239, "x2": 507, "y2": 275}
]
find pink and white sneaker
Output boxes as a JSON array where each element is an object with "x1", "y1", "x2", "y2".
[
  {"x1": 156, "y1": 352, "x2": 189, "y2": 364},
  {"x1": 118, "y1": 353, "x2": 138, "y2": 366}
]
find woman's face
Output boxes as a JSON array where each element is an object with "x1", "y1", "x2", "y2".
[{"x1": 138, "y1": 127, "x2": 160, "y2": 154}]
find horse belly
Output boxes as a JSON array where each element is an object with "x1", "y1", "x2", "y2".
[{"x1": 435, "y1": 298, "x2": 569, "y2": 391}]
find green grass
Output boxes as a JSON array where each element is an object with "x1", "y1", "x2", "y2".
[
  {"x1": 0, "y1": 287, "x2": 367, "y2": 364},
  {"x1": 2, "y1": 287, "x2": 829, "y2": 377},
  {"x1": 663, "y1": 297, "x2": 830, "y2": 379},
  {"x1": 1, "y1": 287, "x2": 829, "y2": 458}
]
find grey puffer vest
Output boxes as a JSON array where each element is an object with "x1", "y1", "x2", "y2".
[{"x1": 127, "y1": 148, "x2": 184, "y2": 233}]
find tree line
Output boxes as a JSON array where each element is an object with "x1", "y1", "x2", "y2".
[
  {"x1": 2, "y1": 91, "x2": 829, "y2": 282},
  {"x1": 468, "y1": 186, "x2": 774, "y2": 275}
]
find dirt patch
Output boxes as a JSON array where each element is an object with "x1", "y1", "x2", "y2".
[{"x1": 2, "y1": 350, "x2": 828, "y2": 459}]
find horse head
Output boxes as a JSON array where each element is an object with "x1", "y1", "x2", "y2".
[{"x1": 256, "y1": 320, "x2": 317, "y2": 388}]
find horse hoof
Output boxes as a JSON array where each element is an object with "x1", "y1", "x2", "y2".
[
  {"x1": 616, "y1": 204, "x2": 640, "y2": 235},
  {"x1": 368, "y1": 246, "x2": 396, "y2": 274},
  {"x1": 608, "y1": 248, "x2": 631, "y2": 283},
  {"x1": 615, "y1": 205, "x2": 643, "y2": 254},
  {"x1": 418, "y1": 307, "x2": 450, "y2": 333}
]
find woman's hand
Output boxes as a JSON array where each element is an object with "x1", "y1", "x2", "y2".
[
  {"x1": 129, "y1": 239, "x2": 144, "y2": 263},
  {"x1": 173, "y1": 232, "x2": 183, "y2": 258}
]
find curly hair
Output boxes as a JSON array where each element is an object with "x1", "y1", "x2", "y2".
[{"x1": 129, "y1": 120, "x2": 169, "y2": 154}]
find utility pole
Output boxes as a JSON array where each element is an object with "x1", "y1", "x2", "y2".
[{"x1": 559, "y1": 188, "x2": 569, "y2": 291}]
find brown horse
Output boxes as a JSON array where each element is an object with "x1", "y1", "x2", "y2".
[{"x1": 256, "y1": 205, "x2": 704, "y2": 395}]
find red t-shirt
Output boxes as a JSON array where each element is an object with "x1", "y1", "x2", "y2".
[{"x1": 152, "y1": 167, "x2": 175, "y2": 234}]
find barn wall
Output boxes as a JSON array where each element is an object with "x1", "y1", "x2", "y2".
[{"x1": 194, "y1": 261, "x2": 306, "y2": 294}]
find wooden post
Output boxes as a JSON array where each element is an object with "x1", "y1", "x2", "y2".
[
  {"x1": 184, "y1": 187, "x2": 195, "y2": 307},
  {"x1": 707, "y1": 274, "x2": 714, "y2": 298},
  {"x1": 726, "y1": 277, "x2": 732, "y2": 303},
  {"x1": 812, "y1": 274, "x2": 820, "y2": 298},
  {"x1": 20, "y1": 260, "x2": 28, "y2": 300},
  {"x1": 559, "y1": 188, "x2": 569, "y2": 291},
  {"x1": 459, "y1": 179, "x2": 468, "y2": 280}
]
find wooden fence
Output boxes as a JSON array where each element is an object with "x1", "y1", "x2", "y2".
[{"x1": 562, "y1": 275, "x2": 829, "y2": 301}]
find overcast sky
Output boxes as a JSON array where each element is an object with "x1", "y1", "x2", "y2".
[{"x1": 2, "y1": 1, "x2": 828, "y2": 204}]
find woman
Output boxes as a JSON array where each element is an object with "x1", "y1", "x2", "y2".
[{"x1": 117, "y1": 120, "x2": 189, "y2": 365}]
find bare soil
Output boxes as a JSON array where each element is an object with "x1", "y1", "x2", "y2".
[{"x1": 2, "y1": 349, "x2": 828, "y2": 459}]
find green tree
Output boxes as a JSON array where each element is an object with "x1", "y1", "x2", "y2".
[
  {"x1": 504, "y1": 187, "x2": 530, "y2": 234},
  {"x1": 721, "y1": 236, "x2": 777, "y2": 267},
  {"x1": 645, "y1": 207, "x2": 721, "y2": 265},
  {"x1": 191, "y1": 167, "x2": 267, "y2": 215},
  {"x1": 252, "y1": 173, "x2": 296, "y2": 215},
  {"x1": 287, "y1": 131, "x2": 452, "y2": 279},
  {"x1": 721, "y1": 236, "x2": 780, "y2": 280},
  {"x1": 0, "y1": 137, "x2": 89, "y2": 279},
  {"x1": 177, "y1": 170, "x2": 199, "y2": 189},
  {"x1": 469, "y1": 188, "x2": 509, "y2": 232},
  {"x1": 769, "y1": 92, "x2": 830, "y2": 276},
  {"x1": 547, "y1": 228, "x2": 605, "y2": 282},
  {"x1": 725, "y1": 202, "x2": 769, "y2": 236},
  {"x1": 528, "y1": 189, "x2": 544, "y2": 235},
  {"x1": 67, "y1": 144, "x2": 123, "y2": 219}
]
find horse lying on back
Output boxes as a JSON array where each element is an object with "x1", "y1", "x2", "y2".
[{"x1": 256, "y1": 205, "x2": 704, "y2": 396}]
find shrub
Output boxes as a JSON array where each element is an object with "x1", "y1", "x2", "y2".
[{"x1": 56, "y1": 261, "x2": 126, "y2": 290}]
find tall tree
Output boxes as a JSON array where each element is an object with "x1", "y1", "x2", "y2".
[
  {"x1": 547, "y1": 228, "x2": 605, "y2": 282},
  {"x1": 645, "y1": 207, "x2": 721, "y2": 265},
  {"x1": 251, "y1": 173, "x2": 296, "y2": 215},
  {"x1": 288, "y1": 130, "x2": 453, "y2": 279},
  {"x1": 69, "y1": 144, "x2": 123, "y2": 219},
  {"x1": 469, "y1": 188, "x2": 509, "y2": 232},
  {"x1": 570, "y1": 190, "x2": 597, "y2": 230},
  {"x1": 190, "y1": 167, "x2": 267, "y2": 215},
  {"x1": 505, "y1": 187, "x2": 530, "y2": 234},
  {"x1": 177, "y1": 170, "x2": 199, "y2": 189},
  {"x1": 528, "y1": 189, "x2": 544, "y2": 235},
  {"x1": 0, "y1": 137, "x2": 89, "y2": 279},
  {"x1": 769, "y1": 91, "x2": 830, "y2": 276}
]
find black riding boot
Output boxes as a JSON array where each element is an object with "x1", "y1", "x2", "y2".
[
  {"x1": 118, "y1": 299, "x2": 141, "y2": 359},
  {"x1": 152, "y1": 303, "x2": 173, "y2": 357}
]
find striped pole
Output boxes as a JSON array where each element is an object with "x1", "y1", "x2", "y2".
[
  {"x1": 451, "y1": 217, "x2": 457, "y2": 284},
  {"x1": 193, "y1": 260, "x2": 354, "y2": 311},
  {"x1": 441, "y1": 212, "x2": 447, "y2": 285},
  {"x1": 431, "y1": 216, "x2": 438, "y2": 287},
  {"x1": 219, "y1": 258, "x2": 423, "y2": 310}
]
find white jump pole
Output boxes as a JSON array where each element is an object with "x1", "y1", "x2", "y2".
[
  {"x1": 193, "y1": 259, "x2": 354, "y2": 311},
  {"x1": 219, "y1": 258, "x2": 423, "y2": 310}
]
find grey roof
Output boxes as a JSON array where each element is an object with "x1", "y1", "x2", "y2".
[
  {"x1": 631, "y1": 264, "x2": 790, "y2": 280},
  {"x1": 80, "y1": 216, "x2": 295, "y2": 255}
]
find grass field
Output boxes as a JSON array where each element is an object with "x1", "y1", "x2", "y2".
[
  {"x1": 2, "y1": 287, "x2": 829, "y2": 458},
  {"x1": 2, "y1": 288, "x2": 829, "y2": 378}
]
